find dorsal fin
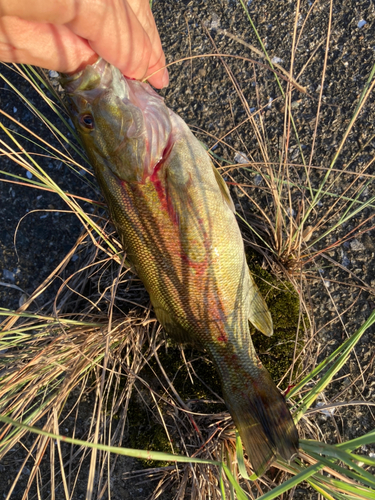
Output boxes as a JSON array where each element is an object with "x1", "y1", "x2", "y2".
[{"x1": 211, "y1": 164, "x2": 235, "y2": 213}]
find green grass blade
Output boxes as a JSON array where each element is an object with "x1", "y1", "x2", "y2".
[
  {"x1": 219, "y1": 465, "x2": 227, "y2": 500},
  {"x1": 255, "y1": 461, "x2": 324, "y2": 499},
  {"x1": 288, "y1": 309, "x2": 375, "y2": 411},
  {"x1": 336, "y1": 430, "x2": 375, "y2": 453},
  {"x1": 221, "y1": 465, "x2": 248, "y2": 500},
  {"x1": 235, "y1": 431, "x2": 257, "y2": 481}
]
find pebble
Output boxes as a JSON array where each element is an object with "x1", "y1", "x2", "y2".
[
  {"x1": 19, "y1": 293, "x2": 28, "y2": 307},
  {"x1": 210, "y1": 12, "x2": 220, "y2": 30},
  {"x1": 342, "y1": 255, "x2": 351, "y2": 267},
  {"x1": 26, "y1": 171, "x2": 33, "y2": 179},
  {"x1": 234, "y1": 151, "x2": 250, "y2": 164},
  {"x1": 254, "y1": 174, "x2": 262, "y2": 186},
  {"x1": 316, "y1": 401, "x2": 336, "y2": 416},
  {"x1": 350, "y1": 239, "x2": 365, "y2": 252},
  {"x1": 2, "y1": 269, "x2": 15, "y2": 282}
]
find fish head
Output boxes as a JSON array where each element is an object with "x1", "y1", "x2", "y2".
[{"x1": 61, "y1": 59, "x2": 172, "y2": 183}]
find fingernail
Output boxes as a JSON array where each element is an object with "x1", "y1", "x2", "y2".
[{"x1": 161, "y1": 68, "x2": 169, "y2": 88}]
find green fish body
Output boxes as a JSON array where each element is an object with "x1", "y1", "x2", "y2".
[{"x1": 61, "y1": 59, "x2": 298, "y2": 475}]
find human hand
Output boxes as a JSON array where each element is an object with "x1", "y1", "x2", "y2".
[{"x1": 0, "y1": 0, "x2": 168, "y2": 88}]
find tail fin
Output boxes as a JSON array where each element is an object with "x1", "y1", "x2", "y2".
[{"x1": 222, "y1": 367, "x2": 298, "y2": 476}]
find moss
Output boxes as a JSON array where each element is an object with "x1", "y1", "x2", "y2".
[
  {"x1": 126, "y1": 347, "x2": 225, "y2": 468},
  {"x1": 127, "y1": 399, "x2": 171, "y2": 467},
  {"x1": 246, "y1": 249, "x2": 304, "y2": 387},
  {"x1": 144, "y1": 345, "x2": 225, "y2": 414}
]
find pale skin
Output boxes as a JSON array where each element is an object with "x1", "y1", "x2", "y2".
[{"x1": 0, "y1": 0, "x2": 168, "y2": 89}]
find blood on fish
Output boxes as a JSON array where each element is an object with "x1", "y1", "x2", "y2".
[{"x1": 217, "y1": 334, "x2": 228, "y2": 342}]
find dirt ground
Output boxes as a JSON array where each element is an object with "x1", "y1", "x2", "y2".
[{"x1": 0, "y1": 0, "x2": 374, "y2": 498}]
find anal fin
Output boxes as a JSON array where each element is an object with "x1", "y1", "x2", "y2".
[{"x1": 247, "y1": 271, "x2": 273, "y2": 337}]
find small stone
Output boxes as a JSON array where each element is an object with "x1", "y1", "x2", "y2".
[
  {"x1": 234, "y1": 151, "x2": 250, "y2": 164},
  {"x1": 350, "y1": 239, "x2": 365, "y2": 252},
  {"x1": 210, "y1": 12, "x2": 220, "y2": 30},
  {"x1": 19, "y1": 293, "x2": 28, "y2": 307},
  {"x1": 342, "y1": 255, "x2": 350, "y2": 268},
  {"x1": 2, "y1": 269, "x2": 15, "y2": 282},
  {"x1": 316, "y1": 401, "x2": 335, "y2": 416},
  {"x1": 26, "y1": 171, "x2": 33, "y2": 179},
  {"x1": 254, "y1": 174, "x2": 262, "y2": 186}
]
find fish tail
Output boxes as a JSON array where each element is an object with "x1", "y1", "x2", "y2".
[{"x1": 222, "y1": 366, "x2": 298, "y2": 476}]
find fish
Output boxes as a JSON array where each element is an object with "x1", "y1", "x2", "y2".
[{"x1": 61, "y1": 58, "x2": 298, "y2": 475}]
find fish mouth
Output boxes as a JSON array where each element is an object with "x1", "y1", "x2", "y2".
[{"x1": 60, "y1": 58, "x2": 130, "y2": 104}]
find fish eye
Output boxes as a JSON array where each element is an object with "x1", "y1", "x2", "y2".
[{"x1": 79, "y1": 113, "x2": 94, "y2": 130}]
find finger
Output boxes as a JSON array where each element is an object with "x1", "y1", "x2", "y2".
[
  {"x1": 67, "y1": 0, "x2": 167, "y2": 87},
  {"x1": 125, "y1": 0, "x2": 168, "y2": 88},
  {"x1": 0, "y1": 16, "x2": 97, "y2": 72},
  {"x1": 0, "y1": 0, "x2": 76, "y2": 23}
]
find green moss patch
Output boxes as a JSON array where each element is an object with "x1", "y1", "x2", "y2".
[{"x1": 246, "y1": 250, "x2": 303, "y2": 386}]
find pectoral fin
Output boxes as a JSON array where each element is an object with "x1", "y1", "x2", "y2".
[{"x1": 151, "y1": 297, "x2": 198, "y2": 346}]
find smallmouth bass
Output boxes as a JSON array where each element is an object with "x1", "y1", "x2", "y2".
[{"x1": 61, "y1": 59, "x2": 298, "y2": 475}]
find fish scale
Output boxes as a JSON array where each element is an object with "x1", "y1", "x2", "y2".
[{"x1": 61, "y1": 58, "x2": 299, "y2": 475}]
